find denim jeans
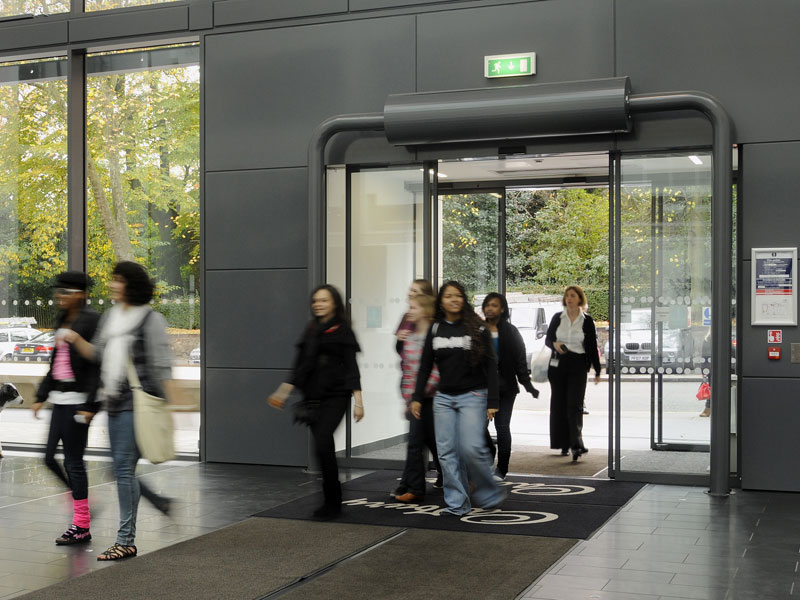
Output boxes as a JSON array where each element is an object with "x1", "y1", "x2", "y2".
[
  {"x1": 433, "y1": 390, "x2": 504, "y2": 515},
  {"x1": 108, "y1": 410, "x2": 167, "y2": 546}
]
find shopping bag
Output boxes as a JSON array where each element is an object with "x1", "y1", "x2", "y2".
[
  {"x1": 695, "y1": 381, "x2": 711, "y2": 401},
  {"x1": 128, "y1": 359, "x2": 175, "y2": 464},
  {"x1": 531, "y1": 346, "x2": 551, "y2": 383}
]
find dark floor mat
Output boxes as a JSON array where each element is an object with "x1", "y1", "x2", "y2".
[
  {"x1": 254, "y1": 488, "x2": 624, "y2": 539},
  {"x1": 278, "y1": 528, "x2": 576, "y2": 600},
  {"x1": 14, "y1": 518, "x2": 401, "y2": 600},
  {"x1": 343, "y1": 470, "x2": 644, "y2": 506}
]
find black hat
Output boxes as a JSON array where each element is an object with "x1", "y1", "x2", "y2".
[{"x1": 53, "y1": 271, "x2": 92, "y2": 291}]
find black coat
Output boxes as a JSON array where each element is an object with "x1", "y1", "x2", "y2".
[
  {"x1": 36, "y1": 307, "x2": 101, "y2": 411},
  {"x1": 495, "y1": 319, "x2": 538, "y2": 397},
  {"x1": 290, "y1": 318, "x2": 361, "y2": 399},
  {"x1": 544, "y1": 312, "x2": 602, "y2": 377}
]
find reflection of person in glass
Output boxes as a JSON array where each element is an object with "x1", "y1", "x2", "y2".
[
  {"x1": 32, "y1": 271, "x2": 100, "y2": 547},
  {"x1": 268, "y1": 285, "x2": 364, "y2": 520},
  {"x1": 545, "y1": 285, "x2": 601, "y2": 461},
  {"x1": 481, "y1": 292, "x2": 539, "y2": 480},
  {"x1": 63, "y1": 261, "x2": 175, "y2": 561},
  {"x1": 413, "y1": 281, "x2": 504, "y2": 515}
]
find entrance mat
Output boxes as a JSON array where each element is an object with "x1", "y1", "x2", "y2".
[
  {"x1": 510, "y1": 446, "x2": 610, "y2": 477},
  {"x1": 15, "y1": 518, "x2": 401, "y2": 600},
  {"x1": 254, "y1": 488, "x2": 628, "y2": 539},
  {"x1": 278, "y1": 528, "x2": 576, "y2": 600},
  {"x1": 342, "y1": 470, "x2": 644, "y2": 507}
]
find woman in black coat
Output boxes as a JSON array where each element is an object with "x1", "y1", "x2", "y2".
[
  {"x1": 545, "y1": 285, "x2": 601, "y2": 461},
  {"x1": 268, "y1": 284, "x2": 364, "y2": 520},
  {"x1": 482, "y1": 293, "x2": 539, "y2": 479}
]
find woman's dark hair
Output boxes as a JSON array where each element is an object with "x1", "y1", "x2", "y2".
[
  {"x1": 112, "y1": 261, "x2": 155, "y2": 306},
  {"x1": 436, "y1": 281, "x2": 487, "y2": 366},
  {"x1": 310, "y1": 284, "x2": 349, "y2": 324},
  {"x1": 481, "y1": 292, "x2": 510, "y2": 322}
]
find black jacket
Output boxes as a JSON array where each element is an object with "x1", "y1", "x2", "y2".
[
  {"x1": 495, "y1": 319, "x2": 538, "y2": 397},
  {"x1": 290, "y1": 318, "x2": 361, "y2": 399},
  {"x1": 36, "y1": 308, "x2": 101, "y2": 412},
  {"x1": 544, "y1": 312, "x2": 602, "y2": 377}
]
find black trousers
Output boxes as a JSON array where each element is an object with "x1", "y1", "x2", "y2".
[
  {"x1": 485, "y1": 390, "x2": 517, "y2": 476},
  {"x1": 548, "y1": 352, "x2": 588, "y2": 452},
  {"x1": 399, "y1": 398, "x2": 440, "y2": 495},
  {"x1": 309, "y1": 395, "x2": 349, "y2": 507},
  {"x1": 44, "y1": 404, "x2": 89, "y2": 501}
]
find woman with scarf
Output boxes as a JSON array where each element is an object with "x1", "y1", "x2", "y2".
[
  {"x1": 268, "y1": 284, "x2": 364, "y2": 519},
  {"x1": 63, "y1": 261, "x2": 175, "y2": 561}
]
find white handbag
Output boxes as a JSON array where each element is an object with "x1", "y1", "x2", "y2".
[
  {"x1": 128, "y1": 358, "x2": 175, "y2": 464},
  {"x1": 531, "y1": 346, "x2": 551, "y2": 383}
]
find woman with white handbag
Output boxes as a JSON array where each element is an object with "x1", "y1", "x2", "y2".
[{"x1": 64, "y1": 261, "x2": 176, "y2": 561}]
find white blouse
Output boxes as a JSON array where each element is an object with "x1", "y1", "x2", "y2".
[{"x1": 555, "y1": 310, "x2": 586, "y2": 354}]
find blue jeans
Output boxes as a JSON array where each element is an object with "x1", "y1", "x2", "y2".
[
  {"x1": 434, "y1": 390, "x2": 505, "y2": 515},
  {"x1": 108, "y1": 410, "x2": 167, "y2": 546}
]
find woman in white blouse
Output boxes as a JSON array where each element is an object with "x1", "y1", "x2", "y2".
[{"x1": 544, "y1": 285, "x2": 601, "y2": 461}]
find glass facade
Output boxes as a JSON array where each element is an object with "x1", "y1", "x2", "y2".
[
  {"x1": 0, "y1": 1, "x2": 69, "y2": 18},
  {"x1": 84, "y1": 0, "x2": 179, "y2": 11},
  {"x1": 0, "y1": 45, "x2": 200, "y2": 454}
]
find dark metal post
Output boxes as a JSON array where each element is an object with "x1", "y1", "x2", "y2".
[
  {"x1": 307, "y1": 114, "x2": 385, "y2": 291},
  {"x1": 67, "y1": 50, "x2": 87, "y2": 271},
  {"x1": 629, "y1": 92, "x2": 733, "y2": 496}
]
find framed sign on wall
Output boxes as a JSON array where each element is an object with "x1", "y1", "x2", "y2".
[{"x1": 752, "y1": 247, "x2": 797, "y2": 326}]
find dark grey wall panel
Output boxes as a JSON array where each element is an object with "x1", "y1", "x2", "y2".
[
  {"x1": 617, "y1": 0, "x2": 800, "y2": 144},
  {"x1": 69, "y1": 5, "x2": 189, "y2": 42},
  {"x1": 205, "y1": 368, "x2": 307, "y2": 465},
  {"x1": 190, "y1": 0, "x2": 214, "y2": 31},
  {"x1": 416, "y1": 0, "x2": 613, "y2": 92},
  {"x1": 741, "y1": 378, "x2": 800, "y2": 491},
  {"x1": 0, "y1": 20, "x2": 68, "y2": 52},
  {"x1": 206, "y1": 168, "x2": 307, "y2": 270},
  {"x1": 205, "y1": 269, "x2": 308, "y2": 369},
  {"x1": 741, "y1": 142, "x2": 800, "y2": 254},
  {"x1": 351, "y1": 0, "x2": 451, "y2": 10},
  {"x1": 213, "y1": 0, "x2": 347, "y2": 26},
  {"x1": 204, "y1": 15, "x2": 415, "y2": 171}
]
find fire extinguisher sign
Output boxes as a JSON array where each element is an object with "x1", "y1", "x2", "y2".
[{"x1": 768, "y1": 329, "x2": 782, "y2": 343}]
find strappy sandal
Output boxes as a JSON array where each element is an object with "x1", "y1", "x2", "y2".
[{"x1": 97, "y1": 543, "x2": 137, "y2": 561}]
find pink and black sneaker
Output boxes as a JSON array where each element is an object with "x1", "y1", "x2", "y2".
[{"x1": 55, "y1": 524, "x2": 92, "y2": 545}]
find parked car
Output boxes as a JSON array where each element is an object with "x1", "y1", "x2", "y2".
[
  {"x1": 189, "y1": 347, "x2": 200, "y2": 364},
  {"x1": 509, "y1": 301, "x2": 563, "y2": 365},
  {"x1": 12, "y1": 331, "x2": 55, "y2": 362},
  {"x1": 604, "y1": 309, "x2": 682, "y2": 371},
  {"x1": 0, "y1": 328, "x2": 42, "y2": 361}
]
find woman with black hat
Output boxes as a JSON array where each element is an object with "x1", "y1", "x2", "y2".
[{"x1": 32, "y1": 271, "x2": 101, "y2": 546}]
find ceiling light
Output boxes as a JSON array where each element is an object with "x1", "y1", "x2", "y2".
[{"x1": 688, "y1": 155, "x2": 703, "y2": 165}]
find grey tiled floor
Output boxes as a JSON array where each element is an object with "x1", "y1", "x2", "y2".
[
  {"x1": 520, "y1": 484, "x2": 800, "y2": 600},
  {"x1": 1, "y1": 452, "x2": 799, "y2": 599}
]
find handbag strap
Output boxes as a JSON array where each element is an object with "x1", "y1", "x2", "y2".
[{"x1": 126, "y1": 358, "x2": 143, "y2": 391}]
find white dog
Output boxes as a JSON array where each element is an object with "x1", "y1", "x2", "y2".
[{"x1": 0, "y1": 383, "x2": 22, "y2": 458}]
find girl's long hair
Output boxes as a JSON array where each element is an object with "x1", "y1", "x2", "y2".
[
  {"x1": 436, "y1": 281, "x2": 488, "y2": 366},
  {"x1": 310, "y1": 284, "x2": 349, "y2": 325}
]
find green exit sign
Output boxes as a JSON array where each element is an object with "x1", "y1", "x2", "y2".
[{"x1": 485, "y1": 53, "x2": 536, "y2": 78}]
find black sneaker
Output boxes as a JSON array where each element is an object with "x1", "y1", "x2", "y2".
[
  {"x1": 432, "y1": 474, "x2": 443, "y2": 489},
  {"x1": 55, "y1": 525, "x2": 91, "y2": 545}
]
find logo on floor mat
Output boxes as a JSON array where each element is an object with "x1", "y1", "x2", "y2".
[
  {"x1": 501, "y1": 482, "x2": 595, "y2": 496},
  {"x1": 341, "y1": 498, "x2": 558, "y2": 525}
]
